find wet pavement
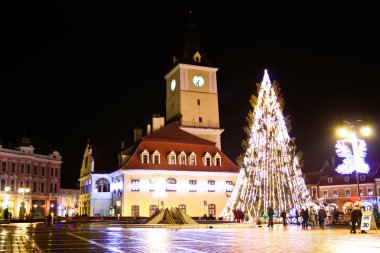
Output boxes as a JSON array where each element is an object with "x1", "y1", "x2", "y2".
[{"x1": 1, "y1": 222, "x2": 379, "y2": 252}]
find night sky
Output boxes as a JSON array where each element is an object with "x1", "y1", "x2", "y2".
[{"x1": 1, "y1": 2, "x2": 380, "y2": 188}]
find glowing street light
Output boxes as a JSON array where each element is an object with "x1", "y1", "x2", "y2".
[
  {"x1": 152, "y1": 173, "x2": 166, "y2": 211},
  {"x1": 335, "y1": 120, "x2": 372, "y2": 201},
  {"x1": 18, "y1": 187, "x2": 30, "y2": 219},
  {"x1": 2, "y1": 186, "x2": 10, "y2": 210}
]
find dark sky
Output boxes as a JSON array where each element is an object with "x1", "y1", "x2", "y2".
[{"x1": 1, "y1": 2, "x2": 380, "y2": 188}]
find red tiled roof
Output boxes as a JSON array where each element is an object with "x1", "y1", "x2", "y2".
[{"x1": 121, "y1": 122, "x2": 239, "y2": 173}]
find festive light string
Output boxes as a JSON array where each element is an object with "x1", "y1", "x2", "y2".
[{"x1": 220, "y1": 69, "x2": 311, "y2": 221}]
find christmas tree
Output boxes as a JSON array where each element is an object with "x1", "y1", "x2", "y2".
[{"x1": 221, "y1": 69, "x2": 311, "y2": 221}]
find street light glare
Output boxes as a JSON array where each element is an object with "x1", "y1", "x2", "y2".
[
  {"x1": 337, "y1": 128, "x2": 348, "y2": 138},
  {"x1": 360, "y1": 126, "x2": 371, "y2": 137}
]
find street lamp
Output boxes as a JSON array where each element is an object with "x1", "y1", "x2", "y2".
[
  {"x1": 335, "y1": 120, "x2": 372, "y2": 202},
  {"x1": 2, "y1": 186, "x2": 10, "y2": 210},
  {"x1": 152, "y1": 173, "x2": 166, "y2": 212},
  {"x1": 18, "y1": 187, "x2": 30, "y2": 219}
]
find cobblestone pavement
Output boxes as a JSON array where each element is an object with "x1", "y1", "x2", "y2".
[{"x1": 1, "y1": 222, "x2": 380, "y2": 252}]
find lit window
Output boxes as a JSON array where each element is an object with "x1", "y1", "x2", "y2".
[
  {"x1": 131, "y1": 179, "x2": 140, "y2": 192},
  {"x1": 166, "y1": 178, "x2": 177, "y2": 192},
  {"x1": 345, "y1": 189, "x2": 350, "y2": 197},
  {"x1": 140, "y1": 149, "x2": 149, "y2": 164},
  {"x1": 226, "y1": 181, "x2": 233, "y2": 192},
  {"x1": 151, "y1": 150, "x2": 160, "y2": 164},
  {"x1": 178, "y1": 151, "x2": 186, "y2": 165},
  {"x1": 332, "y1": 189, "x2": 338, "y2": 197},
  {"x1": 368, "y1": 188, "x2": 373, "y2": 196},
  {"x1": 189, "y1": 180, "x2": 197, "y2": 192},
  {"x1": 360, "y1": 188, "x2": 363, "y2": 196},
  {"x1": 323, "y1": 189, "x2": 328, "y2": 197},
  {"x1": 344, "y1": 176, "x2": 349, "y2": 183},
  {"x1": 168, "y1": 151, "x2": 176, "y2": 165},
  {"x1": 203, "y1": 152, "x2": 212, "y2": 166},
  {"x1": 188, "y1": 152, "x2": 197, "y2": 165},
  {"x1": 208, "y1": 180, "x2": 215, "y2": 192},
  {"x1": 328, "y1": 177, "x2": 333, "y2": 183}
]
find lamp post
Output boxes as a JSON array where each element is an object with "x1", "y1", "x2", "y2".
[
  {"x1": 2, "y1": 186, "x2": 10, "y2": 210},
  {"x1": 335, "y1": 120, "x2": 371, "y2": 202},
  {"x1": 18, "y1": 187, "x2": 30, "y2": 219}
]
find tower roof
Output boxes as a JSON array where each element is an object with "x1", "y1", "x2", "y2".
[{"x1": 174, "y1": 10, "x2": 214, "y2": 67}]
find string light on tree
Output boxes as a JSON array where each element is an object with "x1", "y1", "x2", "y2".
[{"x1": 220, "y1": 69, "x2": 311, "y2": 222}]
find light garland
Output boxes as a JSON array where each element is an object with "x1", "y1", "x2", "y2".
[{"x1": 220, "y1": 69, "x2": 311, "y2": 221}]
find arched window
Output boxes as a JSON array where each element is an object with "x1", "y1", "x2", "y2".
[
  {"x1": 166, "y1": 178, "x2": 177, "y2": 192},
  {"x1": 95, "y1": 178, "x2": 110, "y2": 192}
]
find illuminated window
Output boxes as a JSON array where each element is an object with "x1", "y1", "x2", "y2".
[
  {"x1": 203, "y1": 152, "x2": 212, "y2": 166},
  {"x1": 345, "y1": 189, "x2": 350, "y2": 197},
  {"x1": 328, "y1": 177, "x2": 333, "y2": 183},
  {"x1": 344, "y1": 176, "x2": 349, "y2": 183},
  {"x1": 188, "y1": 152, "x2": 196, "y2": 165},
  {"x1": 323, "y1": 189, "x2": 328, "y2": 197},
  {"x1": 368, "y1": 188, "x2": 373, "y2": 196},
  {"x1": 360, "y1": 175, "x2": 365, "y2": 181},
  {"x1": 168, "y1": 151, "x2": 176, "y2": 165},
  {"x1": 140, "y1": 149, "x2": 149, "y2": 164},
  {"x1": 131, "y1": 179, "x2": 140, "y2": 192},
  {"x1": 166, "y1": 178, "x2": 177, "y2": 192},
  {"x1": 178, "y1": 204, "x2": 186, "y2": 213},
  {"x1": 332, "y1": 189, "x2": 338, "y2": 197},
  {"x1": 359, "y1": 188, "x2": 363, "y2": 196},
  {"x1": 151, "y1": 150, "x2": 160, "y2": 164},
  {"x1": 131, "y1": 205, "x2": 139, "y2": 217},
  {"x1": 178, "y1": 151, "x2": 186, "y2": 165},
  {"x1": 226, "y1": 181, "x2": 233, "y2": 192},
  {"x1": 208, "y1": 204, "x2": 216, "y2": 215},
  {"x1": 189, "y1": 180, "x2": 197, "y2": 192},
  {"x1": 208, "y1": 180, "x2": 215, "y2": 192},
  {"x1": 150, "y1": 205, "x2": 158, "y2": 216}
]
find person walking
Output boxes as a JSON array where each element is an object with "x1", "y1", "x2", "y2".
[
  {"x1": 267, "y1": 207, "x2": 274, "y2": 228},
  {"x1": 302, "y1": 208, "x2": 309, "y2": 228},
  {"x1": 318, "y1": 207, "x2": 327, "y2": 229},
  {"x1": 280, "y1": 210, "x2": 287, "y2": 226},
  {"x1": 350, "y1": 204, "x2": 362, "y2": 233},
  {"x1": 309, "y1": 207, "x2": 317, "y2": 228}
]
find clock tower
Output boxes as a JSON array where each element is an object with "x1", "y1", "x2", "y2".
[{"x1": 164, "y1": 12, "x2": 224, "y2": 149}]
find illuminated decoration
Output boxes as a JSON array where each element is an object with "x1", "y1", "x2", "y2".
[
  {"x1": 335, "y1": 120, "x2": 372, "y2": 201},
  {"x1": 220, "y1": 69, "x2": 311, "y2": 221},
  {"x1": 335, "y1": 130, "x2": 370, "y2": 174}
]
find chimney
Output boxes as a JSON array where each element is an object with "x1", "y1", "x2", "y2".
[
  {"x1": 134, "y1": 128, "x2": 143, "y2": 143},
  {"x1": 152, "y1": 114, "x2": 165, "y2": 133},
  {"x1": 146, "y1": 123, "x2": 151, "y2": 136}
]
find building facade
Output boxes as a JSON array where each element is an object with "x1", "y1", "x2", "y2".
[
  {"x1": 0, "y1": 137, "x2": 62, "y2": 219},
  {"x1": 78, "y1": 16, "x2": 240, "y2": 219}
]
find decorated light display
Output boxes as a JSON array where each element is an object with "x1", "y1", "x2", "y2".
[
  {"x1": 220, "y1": 69, "x2": 311, "y2": 221},
  {"x1": 335, "y1": 121, "x2": 371, "y2": 201}
]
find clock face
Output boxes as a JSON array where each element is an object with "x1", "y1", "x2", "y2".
[
  {"x1": 192, "y1": 75, "x2": 204, "y2": 87},
  {"x1": 170, "y1": 79, "x2": 176, "y2": 91}
]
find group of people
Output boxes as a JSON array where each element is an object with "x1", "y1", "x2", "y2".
[{"x1": 299, "y1": 206, "x2": 327, "y2": 229}]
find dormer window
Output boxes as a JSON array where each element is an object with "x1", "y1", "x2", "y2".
[
  {"x1": 344, "y1": 176, "x2": 349, "y2": 183},
  {"x1": 193, "y1": 51, "x2": 201, "y2": 63},
  {"x1": 140, "y1": 150, "x2": 149, "y2": 164},
  {"x1": 203, "y1": 152, "x2": 212, "y2": 166},
  {"x1": 151, "y1": 150, "x2": 160, "y2": 164},
  {"x1": 188, "y1": 152, "x2": 196, "y2": 165},
  {"x1": 213, "y1": 153, "x2": 221, "y2": 166},
  {"x1": 360, "y1": 175, "x2": 365, "y2": 181},
  {"x1": 178, "y1": 151, "x2": 187, "y2": 165},
  {"x1": 168, "y1": 151, "x2": 176, "y2": 165},
  {"x1": 328, "y1": 177, "x2": 333, "y2": 183}
]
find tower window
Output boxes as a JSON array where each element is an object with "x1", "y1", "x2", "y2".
[{"x1": 197, "y1": 99, "x2": 200, "y2": 105}]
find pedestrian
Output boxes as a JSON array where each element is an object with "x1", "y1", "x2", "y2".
[
  {"x1": 267, "y1": 207, "x2": 274, "y2": 228},
  {"x1": 333, "y1": 208, "x2": 340, "y2": 224},
  {"x1": 309, "y1": 207, "x2": 317, "y2": 228},
  {"x1": 302, "y1": 208, "x2": 309, "y2": 228},
  {"x1": 350, "y1": 204, "x2": 361, "y2": 233},
  {"x1": 280, "y1": 210, "x2": 287, "y2": 226},
  {"x1": 295, "y1": 209, "x2": 300, "y2": 225},
  {"x1": 318, "y1": 207, "x2": 327, "y2": 229}
]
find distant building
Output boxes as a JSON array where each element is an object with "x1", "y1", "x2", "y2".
[
  {"x1": 58, "y1": 188, "x2": 80, "y2": 217},
  {"x1": 304, "y1": 157, "x2": 380, "y2": 212},
  {"x1": 78, "y1": 15, "x2": 240, "y2": 218},
  {"x1": 0, "y1": 136, "x2": 62, "y2": 219}
]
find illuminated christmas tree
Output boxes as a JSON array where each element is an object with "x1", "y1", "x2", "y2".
[{"x1": 221, "y1": 69, "x2": 311, "y2": 221}]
